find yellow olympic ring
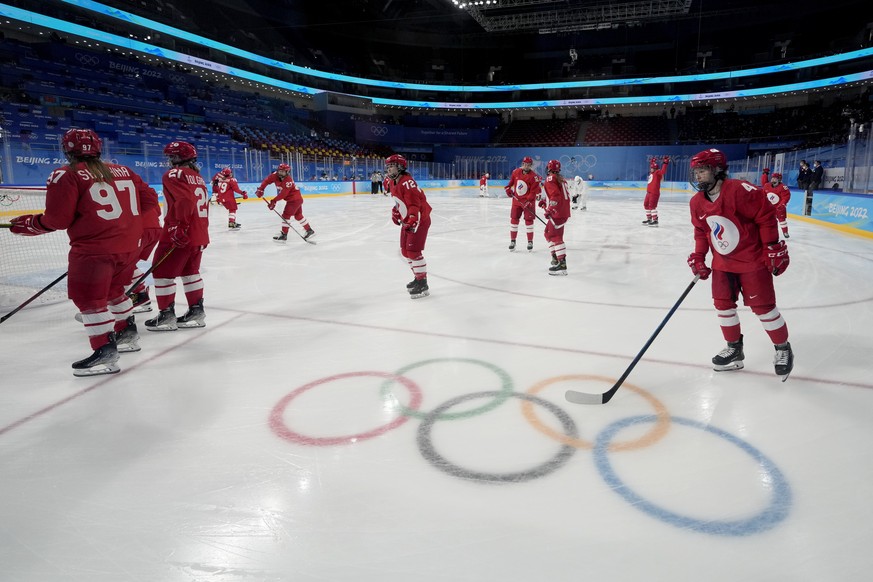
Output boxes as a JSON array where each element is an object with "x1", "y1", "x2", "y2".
[{"x1": 523, "y1": 374, "x2": 670, "y2": 451}]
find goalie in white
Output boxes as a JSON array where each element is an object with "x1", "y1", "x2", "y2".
[{"x1": 571, "y1": 175, "x2": 588, "y2": 211}]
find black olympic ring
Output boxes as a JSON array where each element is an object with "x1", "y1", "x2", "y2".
[
  {"x1": 416, "y1": 391, "x2": 577, "y2": 483},
  {"x1": 370, "y1": 126, "x2": 388, "y2": 136}
]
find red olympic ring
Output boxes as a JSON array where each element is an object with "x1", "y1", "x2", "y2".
[{"x1": 269, "y1": 371, "x2": 423, "y2": 446}]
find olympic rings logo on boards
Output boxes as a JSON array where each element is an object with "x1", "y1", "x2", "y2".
[
  {"x1": 75, "y1": 53, "x2": 100, "y2": 67},
  {"x1": 269, "y1": 358, "x2": 792, "y2": 536},
  {"x1": 370, "y1": 126, "x2": 389, "y2": 137}
]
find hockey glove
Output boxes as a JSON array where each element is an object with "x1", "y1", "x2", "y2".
[
  {"x1": 504, "y1": 186, "x2": 513, "y2": 198},
  {"x1": 267, "y1": 198, "x2": 277, "y2": 211},
  {"x1": 391, "y1": 207, "x2": 402, "y2": 226},
  {"x1": 538, "y1": 198, "x2": 547, "y2": 210},
  {"x1": 168, "y1": 223, "x2": 190, "y2": 248},
  {"x1": 255, "y1": 189, "x2": 264, "y2": 198},
  {"x1": 765, "y1": 240, "x2": 789, "y2": 276},
  {"x1": 10, "y1": 214, "x2": 53, "y2": 236},
  {"x1": 663, "y1": 156, "x2": 670, "y2": 164},
  {"x1": 687, "y1": 252, "x2": 711, "y2": 280},
  {"x1": 403, "y1": 213, "x2": 419, "y2": 232},
  {"x1": 241, "y1": 191, "x2": 248, "y2": 200}
]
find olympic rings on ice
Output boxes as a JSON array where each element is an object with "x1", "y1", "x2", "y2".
[{"x1": 269, "y1": 361, "x2": 792, "y2": 535}]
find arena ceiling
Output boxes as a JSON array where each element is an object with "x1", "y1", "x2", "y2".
[{"x1": 42, "y1": 0, "x2": 873, "y2": 84}]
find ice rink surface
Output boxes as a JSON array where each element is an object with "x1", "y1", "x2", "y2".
[{"x1": 2, "y1": 187, "x2": 873, "y2": 582}]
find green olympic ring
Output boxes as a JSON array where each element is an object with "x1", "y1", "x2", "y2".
[{"x1": 380, "y1": 358, "x2": 514, "y2": 420}]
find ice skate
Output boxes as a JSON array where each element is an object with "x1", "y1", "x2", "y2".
[
  {"x1": 581, "y1": 206, "x2": 587, "y2": 211},
  {"x1": 131, "y1": 290, "x2": 152, "y2": 313},
  {"x1": 508, "y1": 240, "x2": 516, "y2": 251},
  {"x1": 144, "y1": 304, "x2": 178, "y2": 332},
  {"x1": 228, "y1": 221, "x2": 241, "y2": 230},
  {"x1": 648, "y1": 219, "x2": 659, "y2": 227},
  {"x1": 273, "y1": 231, "x2": 288, "y2": 242},
  {"x1": 527, "y1": 240, "x2": 533, "y2": 251},
  {"x1": 408, "y1": 278, "x2": 429, "y2": 299},
  {"x1": 116, "y1": 316, "x2": 141, "y2": 353},
  {"x1": 774, "y1": 342, "x2": 794, "y2": 382},
  {"x1": 548, "y1": 258, "x2": 567, "y2": 276},
  {"x1": 72, "y1": 333, "x2": 120, "y2": 377},
  {"x1": 550, "y1": 252, "x2": 558, "y2": 266},
  {"x1": 176, "y1": 299, "x2": 206, "y2": 328},
  {"x1": 712, "y1": 335, "x2": 744, "y2": 371},
  {"x1": 406, "y1": 279, "x2": 418, "y2": 290},
  {"x1": 642, "y1": 219, "x2": 652, "y2": 225},
  {"x1": 303, "y1": 229, "x2": 316, "y2": 241}
]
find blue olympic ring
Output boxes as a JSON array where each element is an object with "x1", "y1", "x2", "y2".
[{"x1": 593, "y1": 415, "x2": 792, "y2": 536}]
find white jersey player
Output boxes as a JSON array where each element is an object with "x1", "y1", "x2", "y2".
[{"x1": 571, "y1": 175, "x2": 589, "y2": 211}]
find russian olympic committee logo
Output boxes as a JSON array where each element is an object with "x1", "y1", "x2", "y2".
[
  {"x1": 706, "y1": 215, "x2": 741, "y2": 254},
  {"x1": 75, "y1": 53, "x2": 100, "y2": 67},
  {"x1": 370, "y1": 126, "x2": 389, "y2": 137}
]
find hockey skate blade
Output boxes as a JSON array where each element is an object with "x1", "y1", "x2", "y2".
[
  {"x1": 117, "y1": 340, "x2": 141, "y2": 353},
  {"x1": 564, "y1": 389, "x2": 606, "y2": 405},
  {"x1": 713, "y1": 361, "x2": 744, "y2": 372},
  {"x1": 72, "y1": 362, "x2": 120, "y2": 377},
  {"x1": 779, "y1": 372, "x2": 791, "y2": 383},
  {"x1": 409, "y1": 291, "x2": 430, "y2": 300}
]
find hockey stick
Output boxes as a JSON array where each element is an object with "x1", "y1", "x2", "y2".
[
  {"x1": 124, "y1": 246, "x2": 175, "y2": 299},
  {"x1": 565, "y1": 274, "x2": 700, "y2": 405},
  {"x1": 511, "y1": 194, "x2": 549, "y2": 226},
  {"x1": 0, "y1": 224, "x2": 12, "y2": 228},
  {"x1": 0, "y1": 272, "x2": 68, "y2": 325},
  {"x1": 262, "y1": 197, "x2": 316, "y2": 244}
]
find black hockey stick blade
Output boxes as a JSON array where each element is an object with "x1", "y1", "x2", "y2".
[
  {"x1": 565, "y1": 274, "x2": 700, "y2": 405},
  {"x1": 0, "y1": 224, "x2": 12, "y2": 228}
]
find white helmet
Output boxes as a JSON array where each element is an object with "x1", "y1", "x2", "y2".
[{"x1": 574, "y1": 175, "x2": 582, "y2": 183}]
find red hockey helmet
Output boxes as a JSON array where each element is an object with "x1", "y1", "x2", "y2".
[
  {"x1": 222, "y1": 167, "x2": 233, "y2": 177},
  {"x1": 62, "y1": 128, "x2": 102, "y2": 158},
  {"x1": 547, "y1": 159, "x2": 561, "y2": 173},
  {"x1": 277, "y1": 163, "x2": 290, "y2": 172},
  {"x1": 163, "y1": 141, "x2": 198, "y2": 163},
  {"x1": 771, "y1": 172, "x2": 782, "y2": 181},
  {"x1": 522, "y1": 156, "x2": 533, "y2": 165},
  {"x1": 650, "y1": 158, "x2": 659, "y2": 169},
  {"x1": 386, "y1": 154, "x2": 407, "y2": 170},
  {"x1": 690, "y1": 148, "x2": 727, "y2": 171}
]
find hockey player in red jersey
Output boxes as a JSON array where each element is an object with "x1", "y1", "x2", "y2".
[
  {"x1": 686, "y1": 148, "x2": 794, "y2": 380},
  {"x1": 144, "y1": 141, "x2": 210, "y2": 332},
  {"x1": 479, "y1": 172, "x2": 489, "y2": 197},
  {"x1": 211, "y1": 167, "x2": 246, "y2": 229},
  {"x1": 761, "y1": 171, "x2": 791, "y2": 239},
  {"x1": 504, "y1": 156, "x2": 542, "y2": 251},
  {"x1": 540, "y1": 160, "x2": 572, "y2": 275},
  {"x1": 643, "y1": 156, "x2": 669, "y2": 226},
  {"x1": 256, "y1": 163, "x2": 315, "y2": 242},
  {"x1": 10, "y1": 128, "x2": 159, "y2": 376},
  {"x1": 386, "y1": 154, "x2": 432, "y2": 298}
]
